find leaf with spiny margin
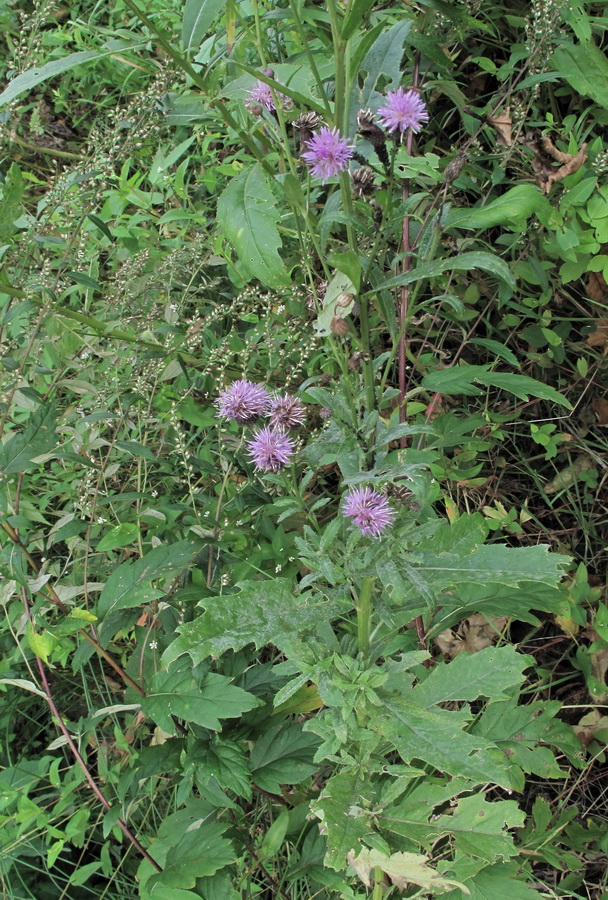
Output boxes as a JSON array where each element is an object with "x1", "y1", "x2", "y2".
[
  {"x1": 410, "y1": 542, "x2": 568, "y2": 593},
  {"x1": 412, "y1": 646, "x2": 528, "y2": 707},
  {"x1": 312, "y1": 770, "x2": 374, "y2": 869},
  {"x1": 348, "y1": 848, "x2": 466, "y2": 894},
  {"x1": 250, "y1": 723, "x2": 320, "y2": 795},
  {"x1": 433, "y1": 794, "x2": 524, "y2": 862},
  {"x1": 140, "y1": 670, "x2": 259, "y2": 734},
  {"x1": 161, "y1": 580, "x2": 346, "y2": 667},
  {"x1": 97, "y1": 541, "x2": 196, "y2": 617},
  {"x1": 0, "y1": 402, "x2": 56, "y2": 476},
  {"x1": 217, "y1": 163, "x2": 289, "y2": 289},
  {"x1": 374, "y1": 694, "x2": 512, "y2": 787}
]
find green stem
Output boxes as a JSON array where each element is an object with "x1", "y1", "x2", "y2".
[
  {"x1": 372, "y1": 868, "x2": 386, "y2": 899},
  {"x1": 357, "y1": 576, "x2": 375, "y2": 656}
]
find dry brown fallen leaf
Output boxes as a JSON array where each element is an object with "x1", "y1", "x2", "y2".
[
  {"x1": 592, "y1": 397, "x2": 608, "y2": 427},
  {"x1": 543, "y1": 454, "x2": 596, "y2": 495},
  {"x1": 489, "y1": 107, "x2": 512, "y2": 146},
  {"x1": 586, "y1": 271, "x2": 608, "y2": 303},
  {"x1": 586, "y1": 318, "x2": 608, "y2": 350},
  {"x1": 435, "y1": 613, "x2": 509, "y2": 658},
  {"x1": 574, "y1": 710, "x2": 608, "y2": 748},
  {"x1": 525, "y1": 133, "x2": 588, "y2": 194}
]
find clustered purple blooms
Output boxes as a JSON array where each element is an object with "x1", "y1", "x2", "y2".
[
  {"x1": 247, "y1": 425, "x2": 295, "y2": 472},
  {"x1": 216, "y1": 379, "x2": 270, "y2": 423},
  {"x1": 267, "y1": 392, "x2": 306, "y2": 430},
  {"x1": 377, "y1": 87, "x2": 428, "y2": 136},
  {"x1": 245, "y1": 79, "x2": 293, "y2": 113},
  {"x1": 342, "y1": 487, "x2": 396, "y2": 538},
  {"x1": 302, "y1": 126, "x2": 355, "y2": 183}
]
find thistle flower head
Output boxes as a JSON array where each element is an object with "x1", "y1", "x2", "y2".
[
  {"x1": 342, "y1": 486, "x2": 396, "y2": 538},
  {"x1": 377, "y1": 88, "x2": 428, "y2": 136},
  {"x1": 246, "y1": 426, "x2": 295, "y2": 472},
  {"x1": 267, "y1": 393, "x2": 306, "y2": 430},
  {"x1": 245, "y1": 78, "x2": 293, "y2": 114},
  {"x1": 302, "y1": 126, "x2": 355, "y2": 183},
  {"x1": 216, "y1": 379, "x2": 270, "y2": 423}
]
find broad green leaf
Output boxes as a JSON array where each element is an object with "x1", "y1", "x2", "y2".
[
  {"x1": 250, "y1": 723, "x2": 320, "y2": 794},
  {"x1": 96, "y1": 523, "x2": 139, "y2": 552},
  {"x1": 412, "y1": 542, "x2": 568, "y2": 593},
  {"x1": 0, "y1": 51, "x2": 109, "y2": 107},
  {"x1": 371, "y1": 252, "x2": 516, "y2": 293},
  {"x1": 375, "y1": 694, "x2": 512, "y2": 787},
  {"x1": 348, "y1": 847, "x2": 466, "y2": 893},
  {"x1": 217, "y1": 164, "x2": 289, "y2": 289},
  {"x1": 314, "y1": 271, "x2": 356, "y2": 336},
  {"x1": 186, "y1": 739, "x2": 252, "y2": 799},
  {"x1": 412, "y1": 646, "x2": 528, "y2": 707},
  {"x1": 0, "y1": 164, "x2": 24, "y2": 239},
  {"x1": 0, "y1": 402, "x2": 56, "y2": 476},
  {"x1": 141, "y1": 670, "x2": 259, "y2": 733},
  {"x1": 422, "y1": 364, "x2": 572, "y2": 408},
  {"x1": 551, "y1": 42, "x2": 608, "y2": 108},
  {"x1": 161, "y1": 580, "x2": 346, "y2": 667},
  {"x1": 182, "y1": 0, "x2": 226, "y2": 53},
  {"x1": 147, "y1": 825, "x2": 233, "y2": 890},
  {"x1": 442, "y1": 862, "x2": 543, "y2": 899},
  {"x1": 433, "y1": 794, "x2": 524, "y2": 861},
  {"x1": 472, "y1": 698, "x2": 581, "y2": 789},
  {"x1": 444, "y1": 185, "x2": 551, "y2": 230},
  {"x1": 97, "y1": 541, "x2": 196, "y2": 617},
  {"x1": 350, "y1": 20, "x2": 412, "y2": 132},
  {"x1": 312, "y1": 770, "x2": 373, "y2": 869}
]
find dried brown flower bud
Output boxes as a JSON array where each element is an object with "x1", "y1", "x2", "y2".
[
  {"x1": 351, "y1": 167, "x2": 376, "y2": 196},
  {"x1": 357, "y1": 109, "x2": 389, "y2": 165},
  {"x1": 330, "y1": 316, "x2": 349, "y2": 337},
  {"x1": 443, "y1": 152, "x2": 467, "y2": 184},
  {"x1": 294, "y1": 111, "x2": 323, "y2": 151}
]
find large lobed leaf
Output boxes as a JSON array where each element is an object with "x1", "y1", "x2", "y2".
[
  {"x1": 161, "y1": 579, "x2": 346, "y2": 666},
  {"x1": 217, "y1": 163, "x2": 289, "y2": 289}
]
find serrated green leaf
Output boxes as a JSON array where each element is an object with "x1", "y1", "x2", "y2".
[
  {"x1": 250, "y1": 723, "x2": 319, "y2": 794},
  {"x1": 412, "y1": 646, "x2": 528, "y2": 707},
  {"x1": 375, "y1": 694, "x2": 511, "y2": 787},
  {"x1": 161, "y1": 580, "x2": 346, "y2": 667},
  {"x1": 442, "y1": 862, "x2": 543, "y2": 899},
  {"x1": 313, "y1": 770, "x2": 373, "y2": 869},
  {"x1": 97, "y1": 541, "x2": 196, "y2": 617},
  {"x1": 217, "y1": 164, "x2": 288, "y2": 288},
  {"x1": 141, "y1": 670, "x2": 259, "y2": 733},
  {"x1": 186, "y1": 739, "x2": 252, "y2": 800},
  {"x1": 422, "y1": 365, "x2": 571, "y2": 408},
  {"x1": 0, "y1": 402, "x2": 56, "y2": 476},
  {"x1": 434, "y1": 794, "x2": 524, "y2": 861},
  {"x1": 147, "y1": 825, "x2": 233, "y2": 890}
]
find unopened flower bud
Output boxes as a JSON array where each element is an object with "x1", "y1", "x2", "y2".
[
  {"x1": 336, "y1": 292, "x2": 354, "y2": 308},
  {"x1": 357, "y1": 108, "x2": 389, "y2": 166}
]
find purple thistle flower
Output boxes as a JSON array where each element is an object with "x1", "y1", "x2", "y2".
[
  {"x1": 245, "y1": 78, "x2": 292, "y2": 114},
  {"x1": 302, "y1": 126, "x2": 355, "y2": 183},
  {"x1": 246, "y1": 426, "x2": 295, "y2": 472},
  {"x1": 216, "y1": 379, "x2": 270, "y2": 423},
  {"x1": 267, "y1": 393, "x2": 306, "y2": 430},
  {"x1": 342, "y1": 487, "x2": 396, "y2": 538},
  {"x1": 377, "y1": 88, "x2": 429, "y2": 136}
]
